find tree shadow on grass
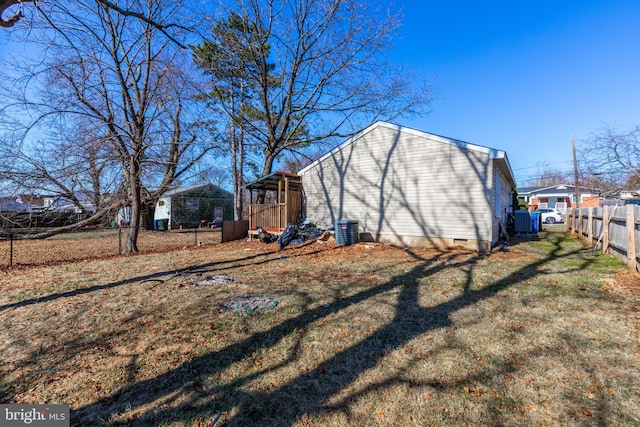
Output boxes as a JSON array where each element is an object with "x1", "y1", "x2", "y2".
[
  {"x1": 67, "y1": 232, "x2": 599, "y2": 426},
  {"x1": 0, "y1": 243, "x2": 350, "y2": 404},
  {"x1": 0, "y1": 242, "x2": 339, "y2": 314}
]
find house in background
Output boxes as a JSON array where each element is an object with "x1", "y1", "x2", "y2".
[
  {"x1": 154, "y1": 183, "x2": 233, "y2": 230},
  {"x1": 17, "y1": 194, "x2": 56, "y2": 212},
  {"x1": 517, "y1": 184, "x2": 600, "y2": 213},
  {"x1": 14, "y1": 193, "x2": 96, "y2": 214},
  {"x1": 0, "y1": 197, "x2": 30, "y2": 213},
  {"x1": 298, "y1": 121, "x2": 516, "y2": 251}
]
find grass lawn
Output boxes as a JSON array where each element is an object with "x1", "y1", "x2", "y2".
[
  {"x1": 1, "y1": 228, "x2": 222, "y2": 268},
  {"x1": 0, "y1": 229, "x2": 639, "y2": 426}
]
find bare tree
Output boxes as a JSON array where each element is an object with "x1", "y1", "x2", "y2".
[
  {"x1": 1, "y1": 0, "x2": 188, "y2": 46},
  {"x1": 0, "y1": 120, "x2": 121, "y2": 214},
  {"x1": 579, "y1": 124, "x2": 640, "y2": 192},
  {"x1": 0, "y1": 0, "x2": 29, "y2": 27},
  {"x1": 0, "y1": 0, "x2": 212, "y2": 252},
  {"x1": 280, "y1": 149, "x2": 326, "y2": 174},
  {"x1": 193, "y1": 0, "x2": 432, "y2": 202},
  {"x1": 533, "y1": 162, "x2": 570, "y2": 187}
]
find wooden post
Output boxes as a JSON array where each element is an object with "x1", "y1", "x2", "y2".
[
  {"x1": 277, "y1": 180, "x2": 282, "y2": 229},
  {"x1": 587, "y1": 208, "x2": 593, "y2": 244},
  {"x1": 603, "y1": 205, "x2": 610, "y2": 253},
  {"x1": 9, "y1": 232, "x2": 13, "y2": 268},
  {"x1": 284, "y1": 176, "x2": 289, "y2": 224},
  {"x1": 626, "y1": 205, "x2": 637, "y2": 273},
  {"x1": 577, "y1": 208, "x2": 582, "y2": 238}
]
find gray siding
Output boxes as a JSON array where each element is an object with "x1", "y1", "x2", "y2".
[
  {"x1": 491, "y1": 164, "x2": 513, "y2": 245},
  {"x1": 301, "y1": 126, "x2": 496, "y2": 249}
]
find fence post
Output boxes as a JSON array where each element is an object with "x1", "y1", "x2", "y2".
[
  {"x1": 587, "y1": 208, "x2": 593, "y2": 244},
  {"x1": 118, "y1": 227, "x2": 122, "y2": 254},
  {"x1": 9, "y1": 232, "x2": 13, "y2": 268},
  {"x1": 603, "y1": 205, "x2": 609, "y2": 253},
  {"x1": 194, "y1": 227, "x2": 198, "y2": 246},
  {"x1": 627, "y1": 205, "x2": 637, "y2": 273}
]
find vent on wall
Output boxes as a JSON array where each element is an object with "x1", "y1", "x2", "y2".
[{"x1": 514, "y1": 211, "x2": 533, "y2": 233}]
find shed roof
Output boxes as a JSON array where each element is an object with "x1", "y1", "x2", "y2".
[
  {"x1": 162, "y1": 183, "x2": 232, "y2": 198},
  {"x1": 297, "y1": 121, "x2": 516, "y2": 188},
  {"x1": 243, "y1": 171, "x2": 303, "y2": 192}
]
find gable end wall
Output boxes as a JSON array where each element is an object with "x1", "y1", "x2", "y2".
[{"x1": 301, "y1": 126, "x2": 496, "y2": 250}]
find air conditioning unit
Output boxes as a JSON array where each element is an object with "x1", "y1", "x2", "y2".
[{"x1": 514, "y1": 210, "x2": 533, "y2": 233}]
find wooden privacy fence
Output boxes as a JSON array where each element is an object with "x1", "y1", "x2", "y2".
[
  {"x1": 222, "y1": 220, "x2": 249, "y2": 243},
  {"x1": 567, "y1": 205, "x2": 639, "y2": 274}
]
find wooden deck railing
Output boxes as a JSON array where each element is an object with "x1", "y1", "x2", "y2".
[
  {"x1": 248, "y1": 203, "x2": 287, "y2": 231},
  {"x1": 248, "y1": 200, "x2": 302, "y2": 232}
]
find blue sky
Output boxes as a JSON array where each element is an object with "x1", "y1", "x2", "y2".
[
  {"x1": 1, "y1": 1, "x2": 639, "y2": 188},
  {"x1": 389, "y1": 1, "x2": 640, "y2": 186}
]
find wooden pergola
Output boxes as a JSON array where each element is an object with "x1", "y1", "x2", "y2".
[{"x1": 244, "y1": 171, "x2": 303, "y2": 235}]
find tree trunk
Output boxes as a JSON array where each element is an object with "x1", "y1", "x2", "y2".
[
  {"x1": 124, "y1": 153, "x2": 142, "y2": 254},
  {"x1": 140, "y1": 201, "x2": 155, "y2": 230},
  {"x1": 231, "y1": 122, "x2": 245, "y2": 221},
  {"x1": 256, "y1": 151, "x2": 277, "y2": 204}
]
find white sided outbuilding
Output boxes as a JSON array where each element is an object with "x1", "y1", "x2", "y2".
[{"x1": 298, "y1": 121, "x2": 516, "y2": 251}]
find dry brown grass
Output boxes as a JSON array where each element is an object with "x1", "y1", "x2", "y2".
[
  {"x1": 0, "y1": 230, "x2": 639, "y2": 426},
  {"x1": 0, "y1": 228, "x2": 222, "y2": 268}
]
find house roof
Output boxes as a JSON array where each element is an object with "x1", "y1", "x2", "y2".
[
  {"x1": 517, "y1": 184, "x2": 600, "y2": 196},
  {"x1": 0, "y1": 198, "x2": 30, "y2": 213},
  {"x1": 244, "y1": 171, "x2": 302, "y2": 192},
  {"x1": 297, "y1": 121, "x2": 516, "y2": 188},
  {"x1": 162, "y1": 183, "x2": 232, "y2": 198}
]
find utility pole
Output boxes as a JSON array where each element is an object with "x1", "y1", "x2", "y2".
[{"x1": 572, "y1": 134, "x2": 580, "y2": 208}]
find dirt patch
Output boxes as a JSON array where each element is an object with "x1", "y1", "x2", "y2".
[
  {"x1": 183, "y1": 274, "x2": 238, "y2": 288},
  {"x1": 488, "y1": 246, "x2": 537, "y2": 262}
]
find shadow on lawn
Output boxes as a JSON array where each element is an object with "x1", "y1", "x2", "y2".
[
  {"x1": 64, "y1": 233, "x2": 599, "y2": 426},
  {"x1": 0, "y1": 243, "x2": 338, "y2": 314}
]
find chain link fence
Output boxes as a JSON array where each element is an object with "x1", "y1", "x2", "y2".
[{"x1": 0, "y1": 226, "x2": 223, "y2": 269}]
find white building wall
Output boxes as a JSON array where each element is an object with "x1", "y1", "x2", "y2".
[
  {"x1": 154, "y1": 197, "x2": 171, "y2": 221},
  {"x1": 301, "y1": 125, "x2": 496, "y2": 250},
  {"x1": 491, "y1": 164, "x2": 513, "y2": 245}
]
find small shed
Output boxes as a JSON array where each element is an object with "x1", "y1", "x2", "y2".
[
  {"x1": 244, "y1": 171, "x2": 303, "y2": 236},
  {"x1": 154, "y1": 183, "x2": 233, "y2": 230},
  {"x1": 298, "y1": 121, "x2": 516, "y2": 251}
]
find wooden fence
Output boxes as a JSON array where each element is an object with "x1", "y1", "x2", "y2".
[
  {"x1": 567, "y1": 205, "x2": 639, "y2": 274},
  {"x1": 222, "y1": 220, "x2": 249, "y2": 243}
]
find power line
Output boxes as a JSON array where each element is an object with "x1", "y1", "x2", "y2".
[{"x1": 512, "y1": 160, "x2": 573, "y2": 171}]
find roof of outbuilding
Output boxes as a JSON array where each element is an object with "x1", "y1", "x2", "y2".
[
  {"x1": 243, "y1": 171, "x2": 302, "y2": 192},
  {"x1": 162, "y1": 183, "x2": 232, "y2": 197}
]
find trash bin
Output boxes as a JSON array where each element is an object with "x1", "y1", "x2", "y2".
[
  {"x1": 531, "y1": 212, "x2": 539, "y2": 233},
  {"x1": 335, "y1": 220, "x2": 359, "y2": 245},
  {"x1": 157, "y1": 219, "x2": 168, "y2": 231}
]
